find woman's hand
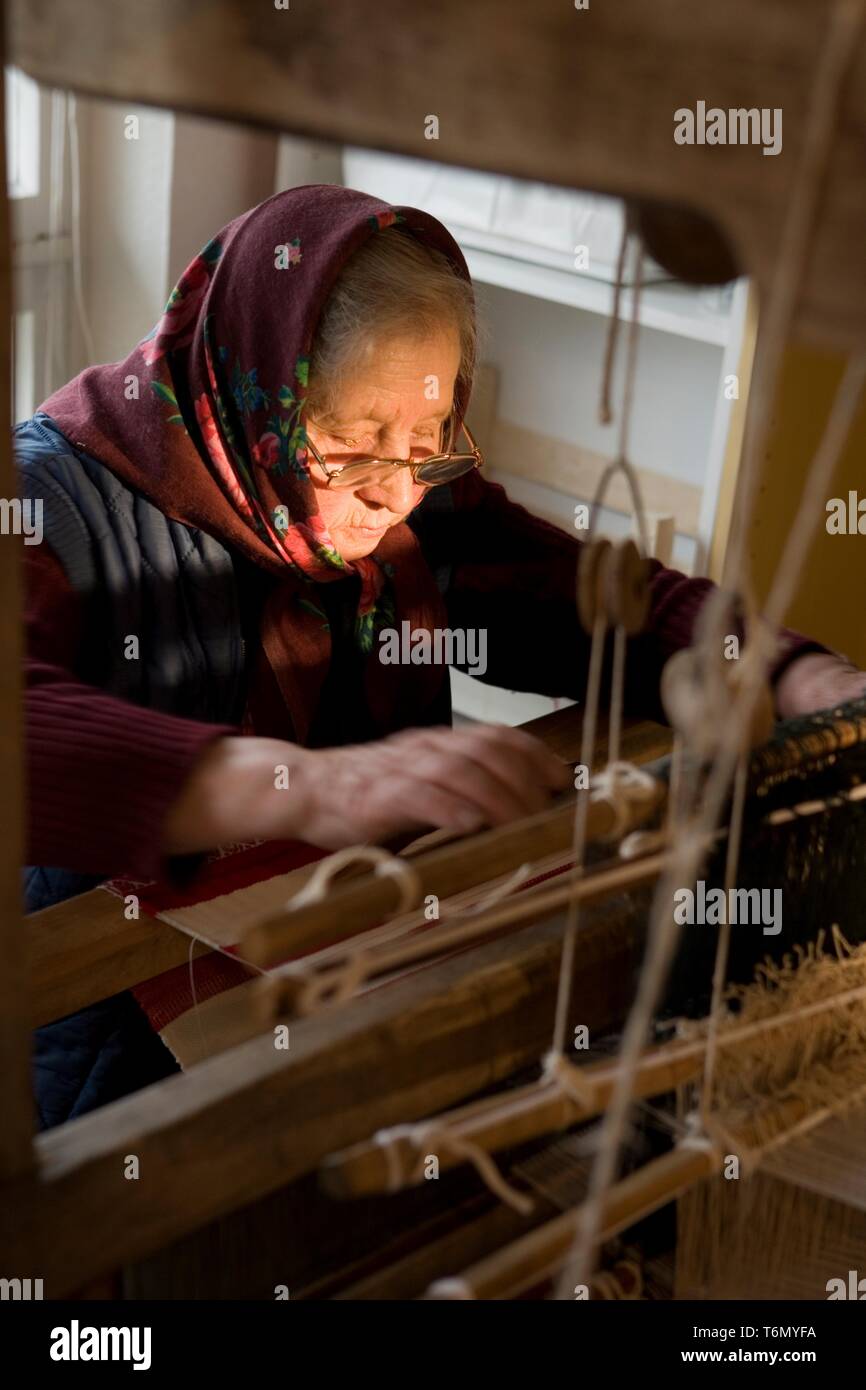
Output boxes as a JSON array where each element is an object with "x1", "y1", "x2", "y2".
[
  {"x1": 162, "y1": 724, "x2": 570, "y2": 856},
  {"x1": 290, "y1": 724, "x2": 571, "y2": 848},
  {"x1": 774, "y1": 652, "x2": 866, "y2": 720}
]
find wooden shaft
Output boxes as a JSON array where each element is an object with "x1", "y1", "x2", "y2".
[
  {"x1": 322, "y1": 1035, "x2": 703, "y2": 1198},
  {"x1": 275, "y1": 847, "x2": 668, "y2": 1021},
  {"x1": 322, "y1": 1086, "x2": 574, "y2": 1200},
  {"x1": 12, "y1": 2, "x2": 866, "y2": 350},
  {"x1": 0, "y1": 46, "x2": 34, "y2": 1179},
  {"x1": 242, "y1": 780, "x2": 664, "y2": 969},
  {"x1": 426, "y1": 1144, "x2": 715, "y2": 1300},
  {"x1": 27, "y1": 888, "x2": 198, "y2": 1028}
]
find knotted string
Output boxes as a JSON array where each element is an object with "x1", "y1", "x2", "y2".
[
  {"x1": 589, "y1": 761, "x2": 659, "y2": 841},
  {"x1": 371, "y1": 1121, "x2": 535, "y2": 1216}
]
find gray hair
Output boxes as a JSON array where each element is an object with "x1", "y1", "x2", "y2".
[{"x1": 307, "y1": 227, "x2": 476, "y2": 428}]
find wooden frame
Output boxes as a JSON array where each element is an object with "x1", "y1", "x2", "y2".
[
  {"x1": 5, "y1": 894, "x2": 648, "y2": 1293},
  {"x1": 3, "y1": 0, "x2": 865, "y2": 1296},
  {"x1": 10, "y1": 0, "x2": 866, "y2": 350}
]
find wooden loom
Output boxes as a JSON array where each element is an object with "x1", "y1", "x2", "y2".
[{"x1": 3, "y1": 0, "x2": 866, "y2": 1300}]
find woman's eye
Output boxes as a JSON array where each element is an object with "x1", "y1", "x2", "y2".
[{"x1": 325, "y1": 428, "x2": 436, "y2": 454}]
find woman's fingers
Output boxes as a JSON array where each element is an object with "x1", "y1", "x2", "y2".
[
  {"x1": 383, "y1": 724, "x2": 569, "y2": 830},
  {"x1": 404, "y1": 732, "x2": 544, "y2": 824},
  {"x1": 443, "y1": 724, "x2": 570, "y2": 802},
  {"x1": 293, "y1": 724, "x2": 572, "y2": 849},
  {"x1": 408, "y1": 743, "x2": 534, "y2": 825},
  {"x1": 372, "y1": 775, "x2": 492, "y2": 837}
]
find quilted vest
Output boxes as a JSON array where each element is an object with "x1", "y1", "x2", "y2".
[{"x1": 16, "y1": 412, "x2": 246, "y2": 913}]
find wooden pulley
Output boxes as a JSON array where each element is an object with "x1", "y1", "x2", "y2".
[
  {"x1": 605, "y1": 538, "x2": 651, "y2": 634},
  {"x1": 627, "y1": 200, "x2": 740, "y2": 287},
  {"x1": 577, "y1": 537, "x2": 613, "y2": 634},
  {"x1": 660, "y1": 648, "x2": 731, "y2": 762},
  {"x1": 661, "y1": 647, "x2": 775, "y2": 759}
]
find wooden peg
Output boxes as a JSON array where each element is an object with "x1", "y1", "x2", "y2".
[
  {"x1": 255, "y1": 973, "x2": 305, "y2": 1024},
  {"x1": 577, "y1": 538, "x2": 612, "y2": 634}
]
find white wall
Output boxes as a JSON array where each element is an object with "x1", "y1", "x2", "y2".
[
  {"x1": 476, "y1": 281, "x2": 721, "y2": 490},
  {"x1": 75, "y1": 102, "x2": 284, "y2": 372},
  {"x1": 78, "y1": 99, "x2": 175, "y2": 367},
  {"x1": 167, "y1": 116, "x2": 278, "y2": 286},
  {"x1": 275, "y1": 133, "x2": 342, "y2": 193}
]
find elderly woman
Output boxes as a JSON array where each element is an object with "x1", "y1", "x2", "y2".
[{"x1": 18, "y1": 185, "x2": 862, "y2": 1126}]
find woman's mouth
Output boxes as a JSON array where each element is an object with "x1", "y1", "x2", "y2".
[{"x1": 353, "y1": 521, "x2": 394, "y2": 538}]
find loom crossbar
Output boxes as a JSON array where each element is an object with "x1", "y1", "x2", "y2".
[{"x1": 10, "y1": 0, "x2": 866, "y2": 349}]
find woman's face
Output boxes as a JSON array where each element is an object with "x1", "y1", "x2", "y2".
[{"x1": 305, "y1": 327, "x2": 461, "y2": 561}]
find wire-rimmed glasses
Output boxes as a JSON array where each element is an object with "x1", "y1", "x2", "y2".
[{"x1": 305, "y1": 417, "x2": 483, "y2": 490}]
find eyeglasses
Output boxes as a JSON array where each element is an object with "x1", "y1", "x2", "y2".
[{"x1": 305, "y1": 417, "x2": 483, "y2": 490}]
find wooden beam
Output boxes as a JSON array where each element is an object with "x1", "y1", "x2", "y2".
[
  {"x1": 0, "y1": 897, "x2": 646, "y2": 1295},
  {"x1": 489, "y1": 421, "x2": 701, "y2": 538},
  {"x1": 0, "y1": 42, "x2": 34, "y2": 1179},
  {"x1": 26, "y1": 888, "x2": 199, "y2": 1028},
  {"x1": 500, "y1": 708, "x2": 672, "y2": 772},
  {"x1": 9, "y1": 0, "x2": 866, "y2": 350},
  {"x1": 322, "y1": 1039, "x2": 702, "y2": 1200}
]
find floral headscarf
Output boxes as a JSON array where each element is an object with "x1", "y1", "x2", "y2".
[{"x1": 40, "y1": 186, "x2": 475, "y2": 740}]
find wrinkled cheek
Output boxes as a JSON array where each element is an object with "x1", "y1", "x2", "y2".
[{"x1": 313, "y1": 488, "x2": 354, "y2": 534}]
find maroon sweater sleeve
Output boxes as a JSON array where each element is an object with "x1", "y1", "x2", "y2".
[
  {"x1": 24, "y1": 544, "x2": 237, "y2": 881},
  {"x1": 442, "y1": 472, "x2": 829, "y2": 721}
]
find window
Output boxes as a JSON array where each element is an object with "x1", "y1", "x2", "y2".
[
  {"x1": 6, "y1": 66, "x2": 40, "y2": 200},
  {"x1": 5, "y1": 68, "x2": 73, "y2": 416}
]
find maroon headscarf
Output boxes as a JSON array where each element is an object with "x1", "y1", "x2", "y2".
[{"x1": 40, "y1": 185, "x2": 475, "y2": 741}]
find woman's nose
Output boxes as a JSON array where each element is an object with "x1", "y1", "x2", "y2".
[{"x1": 360, "y1": 466, "x2": 422, "y2": 515}]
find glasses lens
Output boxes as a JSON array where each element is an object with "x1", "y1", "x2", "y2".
[
  {"x1": 414, "y1": 454, "x2": 478, "y2": 485},
  {"x1": 326, "y1": 452, "x2": 478, "y2": 489},
  {"x1": 327, "y1": 461, "x2": 391, "y2": 489}
]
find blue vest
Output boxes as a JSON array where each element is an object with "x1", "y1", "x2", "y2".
[
  {"x1": 17, "y1": 413, "x2": 249, "y2": 1125},
  {"x1": 17, "y1": 412, "x2": 247, "y2": 913}
]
